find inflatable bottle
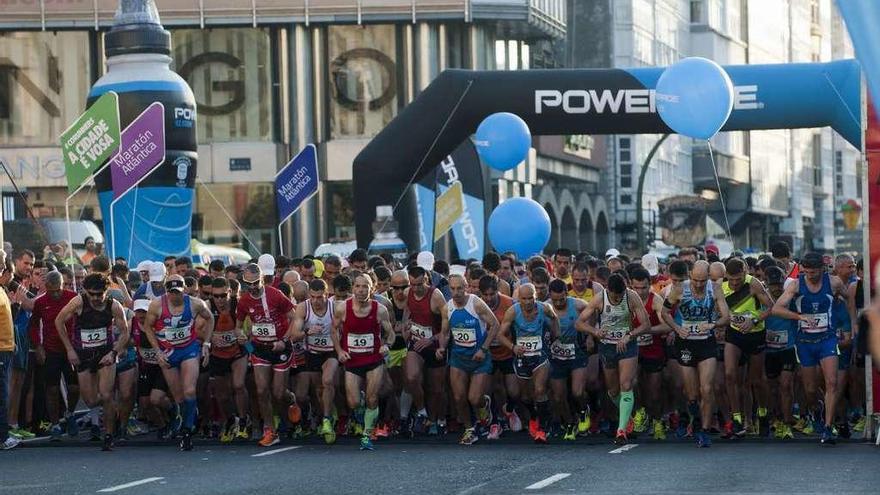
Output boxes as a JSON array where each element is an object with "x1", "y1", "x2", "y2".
[{"x1": 90, "y1": 0, "x2": 197, "y2": 264}]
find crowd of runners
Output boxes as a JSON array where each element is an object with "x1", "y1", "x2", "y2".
[{"x1": 0, "y1": 240, "x2": 874, "y2": 451}]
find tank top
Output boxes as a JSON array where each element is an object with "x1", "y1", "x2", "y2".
[
  {"x1": 75, "y1": 297, "x2": 114, "y2": 350},
  {"x1": 722, "y1": 275, "x2": 764, "y2": 333},
  {"x1": 637, "y1": 292, "x2": 665, "y2": 360},
  {"x1": 675, "y1": 281, "x2": 716, "y2": 340},
  {"x1": 211, "y1": 298, "x2": 240, "y2": 359},
  {"x1": 341, "y1": 299, "x2": 383, "y2": 368},
  {"x1": 390, "y1": 301, "x2": 407, "y2": 350},
  {"x1": 794, "y1": 273, "x2": 834, "y2": 341},
  {"x1": 488, "y1": 294, "x2": 514, "y2": 361},
  {"x1": 134, "y1": 318, "x2": 161, "y2": 365},
  {"x1": 305, "y1": 299, "x2": 334, "y2": 354},
  {"x1": 407, "y1": 288, "x2": 440, "y2": 344},
  {"x1": 600, "y1": 290, "x2": 632, "y2": 344},
  {"x1": 513, "y1": 303, "x2": 547, "y2": 357},
  {"x1": 154, "y1": 294, "x2": 196, "y2": 350},
  {"x1": 551, "y1": 297, "x2": 583, "y2": 361},
  {"x1": 448, "y1": 294, "x2": 487, "y2": 358}
]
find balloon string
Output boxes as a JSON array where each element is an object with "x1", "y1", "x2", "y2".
[
  {"x1": 368, "y1": 79, "x2": 475, "y2": 255},
  {"x1": 823, "y1": 72, "x2": 861, "y2": 131},
  {"x1": 707, "y1": 141, "x2": 733, "y2": 244},
  {"x1": 195, "y1": 176, "x2": 262, "y2": 254}
]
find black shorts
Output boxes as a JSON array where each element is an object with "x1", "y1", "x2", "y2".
[
  {"x1": 674, "y1": 336, "x2": 717, "y2": 367},
  {"x1": 345, "y1": 360, "x2": 383, "y2": 378},
  {"x1": 209, "y1": 351, "x2": 246, "y2": 377},
  {"x1": 492, "y1": 357, "x2": 514, "y2": 375},
  {"x1": 75, "y1": 345, "x2": 114, "y2": 374},
  {"x1": 727, "y1": 329, "x2": 767, "y2": 356},
  {"x1": 765, "y1": 348, "x2": 798, "y2": 379},
  {"x1": 138, "y1": 363, "x2": 168, "y2": 397},
  {"x1": 513, "y1": 355, "x2": 549, "y2": 380},
  {"x1": 408, "y1": 347, "x2": 446, "y2": 369},
  {"x1": 306, "y1": 351, "x2": 337, "y2": 372},
  {"x1": 45, "y1": 351, "x2": 78, "y2": 387},
  {"x1": 639, "y1": 356, "x2": 666, "y2": 374}
]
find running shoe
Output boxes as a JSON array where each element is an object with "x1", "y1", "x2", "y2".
[
  {"x1": 528, "y1": 417, "x2": 539, "y2": 439},
  {"x1": 102, "y1": 433, "x2": 114, "y2": 452},
  {"x1": 533, "y1": 428, "x2": 548, "y2": 444},
  {"x1": 38, "y1": 421, "x2": 52, "y2": 434},
  {"x1": 359, "y1": 435, "x2": 374, "y2": 451},
  {"x1": 237, "y1": 416, "x2": 251, "y2": 440},
  {"x1": 852, "y1": 416, "x2": 866, "y2": 433},
  {"x1": 9, "y1": 427, "x2": 35, "y2": 440},
  {"x1": 505, "y1": 407, "x2": 523, "y2": 432},
  {"x1": 428, "y1": 423, "x2": 439, "y2": 436},
  {"x1": 220, "y1": 420, "x2": 235, "y2": 443},
  {"x1": 732, "y1": 416, "x2": 746, "y2": 438},
  {"x1": 779, "y1": 423, "x2": 795, "y2": 440},
  {"x1": 50, "y1": 423, "x2": 63, "y2": 441},
  {"x1": 696, "y1": 430, "x2": 711, "y2": 448},
  {"x1": 487, "y1": 423, "x2": 502, "y2": 440},
  {"x1": 577, "y1": 407, "x2": 591, "y2": 435},
  {"x1": 757, "y1": 408, "x2": 770, "y2": 437},
  {"x1": 169, "y1": 412, "x2": 183, "y2": 437},
  {"x1": 320, "y1": 417, "x2": 337, "y2": 445},
  {"x1": 633, "y1": 407, "x2": 648, "y2": 433},
  {"x1": 477, "y1": 395, "x2": 493, "y2": 429},
  {"x1": 614, "y1": 429, "x2": 628, "y2": 446},
  {"x1": 652, "y1": 419, "x2": 667, "y2": 440},
  {"x1": 413, "y1": 413, "x2": 428, "y2": 435},
  {"x1": 820, "y1": 429, "x2": 836, "y2": 445},
  {"x1": 288, "y1": 402, "x2": 302, "y2": 425},
  {"x1": 2, "y1": 437, "x2": 20, "y2": 450},
  {"x1": 258, "y1": 427, "x2": 280, "y2": 447},
  {"x1": 374, "y1": 422, "x2": 390, "y2": 438},
  {"x1": 180, "y1": 430, "x2": 194, "y2": 451},
  {"x1": 563, "y1": 424, "x2": 577, "y2": 441},
  {"x1": 459, "y1": 427, "x2": 478, "y2": 445},
  {"x1": 836, "y1": 422, "x2": 851, "y2": 439}
]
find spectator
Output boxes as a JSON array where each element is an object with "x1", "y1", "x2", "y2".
[{"x1": 0, "y1": 250, "x2": 18, "y2": 449}]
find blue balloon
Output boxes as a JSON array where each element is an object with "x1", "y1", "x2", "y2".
[
  {"x1": 488, "y1": 197, "x2": 551, "y2": 259},
  {"x1": 655, "y1": 57, "x2": 734, "y2": 140},
  {"x1": 474, "y1": 112, "x2": 531, "y2": 171}
]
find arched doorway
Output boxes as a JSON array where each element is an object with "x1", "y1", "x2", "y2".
[
  {"x1": 595, "y1": 212, "x2": 609, "y2": 254},
  {"x1": 561, "y1": 207, "x2": 577, "y2": 251},
  {"x1": 544, "y1": 203, "x2": 559, "y2": 253},
  {"x1": 579, "y1": 210, "x2": 594, "y2": 254}
]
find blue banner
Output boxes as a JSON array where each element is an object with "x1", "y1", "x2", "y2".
[{"x1": 276, "y1": 144, "x2": 319, "y2": 224}]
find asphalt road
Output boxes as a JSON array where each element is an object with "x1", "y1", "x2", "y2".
[{"x1": 4, "y1": 435, "x2": 880, "y2": 495}]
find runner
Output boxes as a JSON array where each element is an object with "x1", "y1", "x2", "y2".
[
  {"x1": 552, "y1": 249, "x2": 574, "y2": 286},
  {"x1": 141, "y1": 274, "x2": 214, "y2": 451},
  {"x1": 332, "y1": 273, "x2": 395, "y2": 450},
  {"x1": 436, "y1": 274, "x2": 499, "y2": 445},
  {"x1": 546, "y1": 279, "x2": 588, "y2": 441},
  {"x1": 207, "y1": 277, "x2": 249, "y2": 443},
  {"x1": 403, "y1": 264, "x2": 447, "y2": 435},
  {"x1": 661, "y1": 260, "x2": 730, "y2": 447},
  {"x1": 497, "y1": 283, "x2": 560, "y2": 443},
  {"x1": 630, "y1": 267, "x2": 671, "y2": 440},
  {"x1": 386, "y1": 270, "x2": 410, "y2": 436},
  {"x1": 762, "y1": 266, "x2": 797, "y2": 439},
  {"x1": 577, "y1": 273, "x2": 651, "y2": 445},
  {"x1": 133, "y1": 298, "x2": 171, "y2": 440},
  {"x1": 54, "y1": 273, "x2": 129, "y2": 451},
  {"x1": 721, "y1": 257, "x2": 774, "y2": 438}
]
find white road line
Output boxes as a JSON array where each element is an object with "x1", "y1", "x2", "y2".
[
  {"x1": 20, "y1": 436, "x2": 51, "y2": 443},
  {"x1": 97, "y1": 477, "x2": 164, "y2": 493},
  {"x1": 525, "y1": 473, "x2": 571, "y2": 490},
  {"x1": 250, "y1": 446, "x2": 302, "y2": 457},
  {"x1": 609, "y1": 443, "x2": 639, "y2": 454}
]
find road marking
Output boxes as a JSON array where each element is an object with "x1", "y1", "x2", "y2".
[
  {"x1": 251, "y1": 446, "x2": 301, "y2": 457},
  {"x1": 525, "y1": 473, "x2": 571, "y2": 490},
  {"x1": 0, "y1": 483, "x2": 63, "y2": 491},
  {"x1": 20, "y1": 436, "x2": 51, "y2": 443},
  {"x1": 609, "y1": 444, "x2": 639, "y2": 454},
  {"x1": 97, "y1": 477, "x2": 164, "y2": 492}
]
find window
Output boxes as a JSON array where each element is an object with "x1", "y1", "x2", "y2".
[
  {"x1": 619, "y1": 137, "x2": 633, "y2": 189},
  {"x1": 621, "y1": 194, "x2": 632, "y2": 205},
  {"x1": 690, "y1": 0, "x2": 704, "y2": 23},
  {"x1": 328, "y1": 25, "x2": 398, "y2": 139},
  {"x1": 812, "y1": 134, "x2": 822, "y2": 187},
  {"x1": 835, "y1": 151, "x2": 843, "y2": 197},
  {"x1": 172, "y1": 28, "x2": 275, "y2": 143}
]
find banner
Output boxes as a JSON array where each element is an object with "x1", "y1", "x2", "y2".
[
  {"x1": 658, "y1": 196, "x2": 708, "y2": 248},
  {"x1": 60, "y1": 91, "x2": 120, "y2": 193},
  {"x1": 353, "y1": 60, "x2": 862, "y2": 249},
  {"x1": 434, "y1": 182, "x2": 464, "y2": 241},
  {"x1": 276, "y1": 144, "x2": 319, "y2": 225},
  {"x1": 110, "y1": 102, "x2": 166, "y2": 199}
]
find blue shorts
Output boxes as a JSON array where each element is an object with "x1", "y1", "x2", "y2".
[
  {"x1": 550, "y1": 355, "x2": 588, "y2": 380},
  {"x1": 116, "y1": 347, "x2": 138, "y2": 373},
  {"x1": 166, "y1": 340, "x2": 201, "y2": 368},
  {"x1": 12, "y1": 320, "x2": 29, "y2": 370},
  {"x1": 796, "y1": 337, "x2": 838, "y2": 368},
  {"x1": 449, "y1": 352, "x2": 493, "y2": 375},
  {"x1": 598, "y1": 340, "x2": 638, "y2": 370}
]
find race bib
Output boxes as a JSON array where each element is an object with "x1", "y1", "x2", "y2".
[
  {"x1": 452, "y1": 327, "x2": 477, "y2": 348},
  {"x1": 347, "y1": 333, "x2": 375, "y2": 354},
  {"x1": 518, "y1": 335, "x2": 543, "y2": 356},
  {"x1": 601, "y1": 328, "x2": 627, "y2": 344},
  {"x1": 410, "y1": 323, "x2": 434, "y2": 340},
  {"x1": 799, "y1": 313, "x2": 829, "y2": 333},
  {"x1": 80, "y1": 327, "x2": 108, "y2": 348},
  {"x1": 682, "y1": 320, "x2": 710, "y2": 339},
  {"x1": 252, "y1": 322, "x2": 277, "y2": 341},
  {"x1": 162, "y1": 325, "x2": 192, "y2": 346},
  {"x1": 214, "y1": 331, "x2": 236, "y2": 348},
  {"x1": 551, "y1": 340, "x2": 576, "y2": 360},
  {"x1": 138, "y1": 347, "x2": 160, "y2": 364},
  {"x1": 637, "y1": 333, "x2": 654, "y2": 346},
  {"x1": 308, "y1": 334, "x2": 333, "y2": 352},
  {"x1": 730, "y1": 312, "x2": 752, "y2": 330},
  {"x1": 766, "y1": 329, "x2": 788, "y2": 347}
]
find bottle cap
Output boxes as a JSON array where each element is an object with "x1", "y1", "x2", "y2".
[{"x1": 105, "y1": 0, "x2": 171, "y2": 57}]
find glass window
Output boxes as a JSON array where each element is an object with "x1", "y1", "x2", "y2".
[
  {"x1": 621, "y1": 176, "x2": 632, "y2": 189},
  {"x1": 194, "y1": 182, "x2": 276, "y2": 256},
  {"x1": 0, "y1": 31, "x2": 91, "y2": 146},
  {"x1": 621, "y1": 194, "x2": 632, "y2": 205},
  {"x1": 328, "y1": 25, "x2": 398, "y2": 139},
  {"x1": 172, "y1": 28, "x2": 275, "y2": 143}
]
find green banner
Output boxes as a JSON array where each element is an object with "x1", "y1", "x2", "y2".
[{"x1": 60, "y1": 91, "x2": 121, "y2": 193}]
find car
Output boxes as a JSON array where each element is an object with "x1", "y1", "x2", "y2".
[{"x1": 3, "y1": 218, "x2": 104, "y2": 259}]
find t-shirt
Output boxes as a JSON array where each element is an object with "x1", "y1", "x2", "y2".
[
  {"x1": 236, "y1": 286, "x2": 295, "y2": 342},
  {"x1": 0, "y1": 288, "x2": 14, "y2": 352},
  {"x1": 28, "y1": 290, "x2": 77, "y2": 353}
]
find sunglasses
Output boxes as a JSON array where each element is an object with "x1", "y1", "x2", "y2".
[
  {"x1": 240, "y1": 279, "x2": 262, "y2": 289},
  {"x1": 212, "y1": 293, "x2": 229, "y2": 298},
  {"x1": 86, "y1": 290, "x2": 104, "y2": 298},
  {"x1": 391, "y1": 285, "x2": 409, "y2": 290}
]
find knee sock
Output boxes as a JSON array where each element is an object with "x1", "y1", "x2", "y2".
[
  {"x1": 399, "y1": 392, "x2": 412, "y2": 419},
  {"x1": 183, "y1": 398, "x2": 198, "y2": 431},
  {"x1": 618, "y1": 391, "x2": 634, "y2": 432},
  {"x1": 364, "y1": 407, "x2": 379, "y2": 436},
  {"x1": 536, "y1": 400, "x2": 551, "y2": 430}
]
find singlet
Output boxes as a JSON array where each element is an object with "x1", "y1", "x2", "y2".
[
  {"x1": 75, "y1": 297, "x2": 114, "y2": 351},
  {"x1": 722, "y1": 275, "x2": 764, "y2": 334},
  {"x1": 794, "y1": 273, "x2": 835, "y2": 342},
  {"x1": 568, "y1": 284, "x2": 596, "y2": 304},
  {"x1": 764, "y1": 311, "x2": 797, "y2": 352},
  {"x1": 211, "y1": 298, "x2": 240, "y2": 359},
  {"x1": 551, "y1": 296, "x2": 584, "y2": 361},
  {"x1": 340, "y1": 299, "x2": 383, "y2": 368},
  {"x1": 407, "y1": 288, "x2": 441, "y2": 345},
  {"x1": 448, "y1": 294, "x2": 488, "y2": 358},
  {"x1": 636, "y1": 292, "x2": 665, "y2": 360},
  {"x1": 488, "y1": 294, "x2": 514, "y2": 361},
  {"x1": 304, "y1": 299, "x2": 334, "y2": 354},
  {"x1": 390, "y1": 301, "x2": 407, "y2": 350},
  {"x1": 674, "y1": 281, "x2": 716, "y2": 340},
  {"x1": 512, "y1": 302, "x2": 548, "y2": 358},
  {"x1": 154, "y1": 294, "x2": 196, "y2": 350},
  {"x1": 600, "y1": 291, "x2": 632, "y2": 344},
  {"x1": 134, "y1": 318, "x2": 161, "y2": 365}
]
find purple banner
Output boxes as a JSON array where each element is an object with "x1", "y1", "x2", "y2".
[{"x1": 110, "y1": 102, "x2": 166, "y2": 199}]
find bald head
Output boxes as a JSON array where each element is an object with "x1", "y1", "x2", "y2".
[
  {"x1": 282, "y1": 270, "x2": 300, "y2": 285},
  {"x1": 692, "y1": 260, "x2": 710, "y2": 279},
  {"x1": 709, "y1": 261, "x2": 726, "y2": 282},
  {"x1": 292, "y1": 280, "x2": 309, "y2": 303}
]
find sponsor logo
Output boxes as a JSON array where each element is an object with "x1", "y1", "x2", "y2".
[
  {"x1": 535, "y1": 85, "x2": 761, "y2": 114},
  {"x1": 439, "y1": 155, "x2": 480, "y2": 255},
  {"x1": 173, "y1": 107, "x2": 196, "y2": 128}
]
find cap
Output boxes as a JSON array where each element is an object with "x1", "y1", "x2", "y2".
[
  {"x1": 257, "y1": 254, "x2": 276, "y2": 276},
  {"x1": 417, "y1": 251, "x2": 435, "y2": 270},
  {"x1": 242, "y1": 263, "x2": 262, "y2": 283},
  {"x1": 313, "y1": 259, "x2": 324, "y2": 278},
  {"x1": 148, "y1": 261, "x2": 166, "y2": 281},
  {"x1": 705, "y1": 244, "x2": 720, "y2": 255},
  {"x1": 133, "y1": 299, "x2": 150, "y2": 312},
  {"x1": 801, "y1": 252, "x2": 824, "y2": 269},
  {"x1": 164, "y1": 278, "x2": 185, "y2": 293},
  {"x1": 641, "y1": 253, "x2": 659, "y2": 277},
  {"x1": 105, "y1": 0, "x2": 171, "y2": 57},
  {"x1": 449, "y1": 264, "x2": 466, "y2": 277},
  {"x1": 605, "y1": 248, "x2": 620, "y2": 259},
  {"x1": 136, "y1": 260, "x2": 151, "y2": 273}
]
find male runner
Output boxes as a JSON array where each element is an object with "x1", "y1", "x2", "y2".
[
  {"x1": 552, "y1": 249, "x2": 574, "y2": 286},
  {"x1": 207, "y1": 277, "x2": 249, "y2": 442},
  {"x1": 763, "y1": 266, "x2": 797, "y2": 439},
  {"x1": 630, "y1": 267, "x2": 671, "y2": 440},
  {"x1": 478, "y1": 274, "x2": 521, "y2": 439},
  {"x1": 545, "y1": 279, "x2": 589, "y2": 441}
]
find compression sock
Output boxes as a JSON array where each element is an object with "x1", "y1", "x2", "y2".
[
  {"x1": 183, "y1": 398, "x2": 198, "y2": 430},
  {"x1": 618, "y1": 391, "x2": 634, "y2": 432},
  {"x1": 608, "y1": 391, "x2": 621, "y2": 410},
  {"x1": 400, "y1": 391, "x2": 412, "y2": 420},
  {"x1": 364, "y1": 407, "x2": 379, "y2": 436},
  {"x1": 536, "y1": 400, "x2": 552, "y2": 431}
]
